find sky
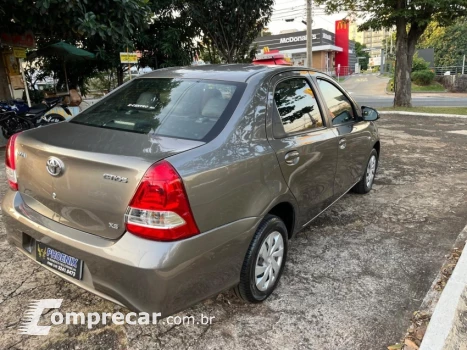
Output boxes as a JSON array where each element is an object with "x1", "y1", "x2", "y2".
[{"x1": 267, "y1": 0, "x2": 349, "y2": 34}]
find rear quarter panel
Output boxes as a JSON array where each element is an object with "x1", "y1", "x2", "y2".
[{"x1": 168, "y1": 75, "x2": 297, "y2": 234}]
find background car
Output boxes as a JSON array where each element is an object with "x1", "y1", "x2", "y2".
[{"x1": 2, "y1": 64, "x2": 380, "y2": 316}]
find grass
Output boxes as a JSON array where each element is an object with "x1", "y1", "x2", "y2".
[
  {"x1": 411, "y1": 81, "x2": 446, "y2": 92},
  {"x1": 377, "y1": 106, "x2": 467, "y2": 115},
  {"x1": 387, "y1": 78, "x2": 446, "y2": 92}
]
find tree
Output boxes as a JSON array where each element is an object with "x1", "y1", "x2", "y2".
[
  {"x1": 181, "y1": 0, "x2": 274, "y2": 63},
  {"x1": 135, "y1": 1, "x2": 202, "y2": 70},
  {"x1": 2, "y1": 0, "x2": 151, "y2": 89},
  {"x1": 315, "y1": 0, "x2": 467, "y2": 107},
  {"x1": 418, "y1": 18, "x2": 467, "y2": 66},
  {"x1": 354, "y1": 42, "x2": 370, "y2": 70},
  {"x1": 199, "y1": 38, "x2": 223, "y2": 64},
  {"x1": 2, "y1": 0, "x2": 150, "y2": 47}
]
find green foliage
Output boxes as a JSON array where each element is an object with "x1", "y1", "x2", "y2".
[
  {"x1": 199, "y1": 38, "x2": 223, "y2": 64},
  {"x1": 181, "y1": 0, "x2": 274, "y2": 63},
  {"x1": 411, "y1": 70, "x2": 435, "y2": 86},
  {"x1": 418, "y1": 18, "x2": 467, "y2": 66},
  {"x1": 23, "y1": 90, "x2": 45, "y2": 105},
  {"x1": 1, "y1": 0, "x2": 150, "y2": 46},
  {"x1": 135, "y1": 3, "x2": 201, "y2": 69},
  {"x1": 2, "y1": 0, "x2": 151, "y2": 89},
  {"x1": 87, "y1": 70, "x2": 119, "y2": 95},
  {"x1": 412, "y1": 56, "x2": 430, "y2": 72},
  {"x1": 316, "y1": 0, "x2": 467, "y2": 32},
  {"x1": 354, "y1": 42, "x2": 370, "y2": 70},
  {"x1": 314, "y1": 0, "x2": 467, "y2": 106}
]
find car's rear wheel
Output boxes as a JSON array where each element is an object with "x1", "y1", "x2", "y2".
[
  {"x1": 235, "y1": 215, "x2": 288, "y2": 303},
  {"x1": 353, "y1": 148, "x2": 378, "y2": 194}
]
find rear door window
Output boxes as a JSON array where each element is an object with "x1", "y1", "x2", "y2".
[
  {"x1": 71, "y1": 78, "x2": 245, "y2": 141},
  {"x1": 273, "y1": 78, "x2": 324, "y2": 136}
]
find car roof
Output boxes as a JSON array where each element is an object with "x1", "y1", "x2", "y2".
[{"x1": 138, "y1": 64, "x2": 327, "y2": 83}]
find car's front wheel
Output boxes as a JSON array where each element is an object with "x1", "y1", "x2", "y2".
[
  {"x1": 353, "y1": 148, "x2": 379, "y2": 194},
  {"x1": 235, "y1": 215, "x2": 288, "y2": 303}
]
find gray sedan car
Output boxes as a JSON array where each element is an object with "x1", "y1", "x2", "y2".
[{"x1": 2, "y1": 65, "x2": 380, "y2": 316}]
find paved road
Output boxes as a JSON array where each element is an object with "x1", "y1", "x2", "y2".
[
  {"x1": 341, "y1": 74, "x2": 467, "y2": 107},
  {"x1": 2, "y1": 115, "x2": 467, "y2": 349}
]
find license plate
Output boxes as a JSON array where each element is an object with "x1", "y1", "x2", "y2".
[{"x1": 36, "y1": 242, "x2": 84, "y2": 280}]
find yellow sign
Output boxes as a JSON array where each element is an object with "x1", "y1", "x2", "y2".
[
  {"x1": 263, "y1": 47, "x2": 270, "y2": 53},
  {"x1": 304, "y1": 88, "x2": 314, "y2": 97},
  {"x1": 2, "y1": 53, "x2": 20, "y2": 75},
  {"x1": 337, "y1": 20, "x2": 348, "y2": 30},
  {"x1": 120, "y1": 52, "x2": 138, "y2": 64},
  {"x1": 13, "y1": 47, "x2": 27, "y2": 59}
]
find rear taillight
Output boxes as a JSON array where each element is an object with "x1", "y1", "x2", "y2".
[
  {"x1": 125, "y1": 160, "x2": 200, "y2": 241},
  {"x1": 5, "y1": 133, "x2": 20, "y2": 191}
]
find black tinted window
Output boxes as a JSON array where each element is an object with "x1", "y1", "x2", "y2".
[
  {"x1": 71, "y1": 78, "x2": 245, "y2": 141},
  {"x1": 317, "y1": 79, "x2": 354, "y2": 125},
  {"x1": 274, "y1": 78, "x2": 324, "y2": 134}
]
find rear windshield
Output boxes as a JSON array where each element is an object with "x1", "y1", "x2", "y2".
[{"x1": 71, "y1": 78, "x2": 246, "y2": 141}]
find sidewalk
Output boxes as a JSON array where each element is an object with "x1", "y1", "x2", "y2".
[
  {"x1": 420, "y1": 225, "x2": 467, "y2": 350},
  {"x1": 385, "y1": 91, "x2": 467, "y2": 98}
]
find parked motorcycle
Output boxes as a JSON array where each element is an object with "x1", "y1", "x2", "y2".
[
  {"x1": 0, "y1": 99, "x2": 30, "y2": 115},
  {"x1": 0, "y1": 97, "x2": 72, "y2": 138},
  {"x1": 0, "y1": 110, "x2": 34, "y2": 139},
  {"x1": 25, "y1": 96, "x2": 73, "y2": 125}
]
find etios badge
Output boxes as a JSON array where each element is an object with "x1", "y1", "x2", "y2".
[{"x1": 46, "y1": 157, "x2": 65, "y2": 177}]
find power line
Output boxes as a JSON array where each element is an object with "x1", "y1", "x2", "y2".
[
  {"x1": 273, "y1": 6, "x2": 305, "y2": 14},
  {"x1": 271, "y1": 9, "x2": 306, "y2": 17}
]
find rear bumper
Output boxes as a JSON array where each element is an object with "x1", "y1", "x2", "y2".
[{"x1": 2, "y1": 190, "x2": 258, "y2": 316}]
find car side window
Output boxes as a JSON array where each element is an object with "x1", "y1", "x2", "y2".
[
  {"x1": 273, "y1": 78, "x2": 324, "y2": 135},
  {"x1": 317, "y1": 79, "x2": 355, "y2": 125}
]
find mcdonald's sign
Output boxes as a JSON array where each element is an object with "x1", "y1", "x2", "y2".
[
  {"x1": 336, "y1": 20, "x2": 348, "y2": 30},
  {"x1": 335, "y1": 20, "x2": 349, "y2": 75},
  {"x1": 263, "y1": 47, "x2": 270, "y2": 53}
]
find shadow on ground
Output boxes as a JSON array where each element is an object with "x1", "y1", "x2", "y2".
[{"x1": 2, "y1": 114, "x2": 467, "y2": 349}]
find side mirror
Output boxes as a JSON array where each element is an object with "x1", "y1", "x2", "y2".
[{"x1": 361, "y1": 106, "x2": 379, "y2": 121}]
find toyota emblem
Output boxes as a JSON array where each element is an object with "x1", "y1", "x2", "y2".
[{"x1": 46, "y1": 157, "x2": 65, "y2": 177}]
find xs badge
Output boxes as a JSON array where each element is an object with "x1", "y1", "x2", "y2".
[
  {"x1": 109, "y1": 223, "x2": 119, "y2": 229},
  {"x1": 103, "y1": 174, "x2": 128, "y2": 183}
]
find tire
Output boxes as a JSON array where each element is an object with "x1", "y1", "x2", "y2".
[
  {"x1": 234, "y1": 215, "x2": 288, "y2": 303},
  {"x1": 41, "y1": 113, "x2": 66, "y2": 124},
  {"x1": 353, "y1": 148, "x2": 379, "y2": 194},
  {"x1": 1, "y1": 116, "x2": 34, "y2": 138}
]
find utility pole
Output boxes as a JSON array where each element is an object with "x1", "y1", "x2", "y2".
[
  {"x1": 306, "y1": 0, "x2": 313, "y2": 68},
  {"x1": 390, "y1": 30, "x2": 394, "y2": 55}
]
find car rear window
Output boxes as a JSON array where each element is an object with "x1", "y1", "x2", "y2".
[{"x1": 71, "y1": 78, "x2": 246, "y2": 141}]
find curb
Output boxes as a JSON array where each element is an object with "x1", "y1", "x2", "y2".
[
  {"x1": 378, "y1": 111, "x2": 467, "y2": 119},
  {"x1": 384, "y1": 91, "x2": 450, "y2": 95},
  {"x1": 420, "y1": 225, "x2": 467, "y2": 350}
]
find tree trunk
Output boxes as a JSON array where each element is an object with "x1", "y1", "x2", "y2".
[
  {"x1": 117, "y1": 65, "x2": 124, "y2": 86},
  {"x1": 394, "y1": 19, "x2": 412, "y2": 107}
]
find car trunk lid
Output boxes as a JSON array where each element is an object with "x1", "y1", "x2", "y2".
[{"x1": 15, "y1": 122, "x2": 203, "y2": 239}]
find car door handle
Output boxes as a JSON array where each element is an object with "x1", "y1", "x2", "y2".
[
  {"x1": 284, "y1": 150, "x2": 300, "y2": 165},
  {"x1": 339, "y1": 138, "x2": 347, "y2": 150}
]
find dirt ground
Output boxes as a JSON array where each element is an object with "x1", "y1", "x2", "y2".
[{"x1": 2, "y1": 113, "x2": 467, "y2": 350}]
